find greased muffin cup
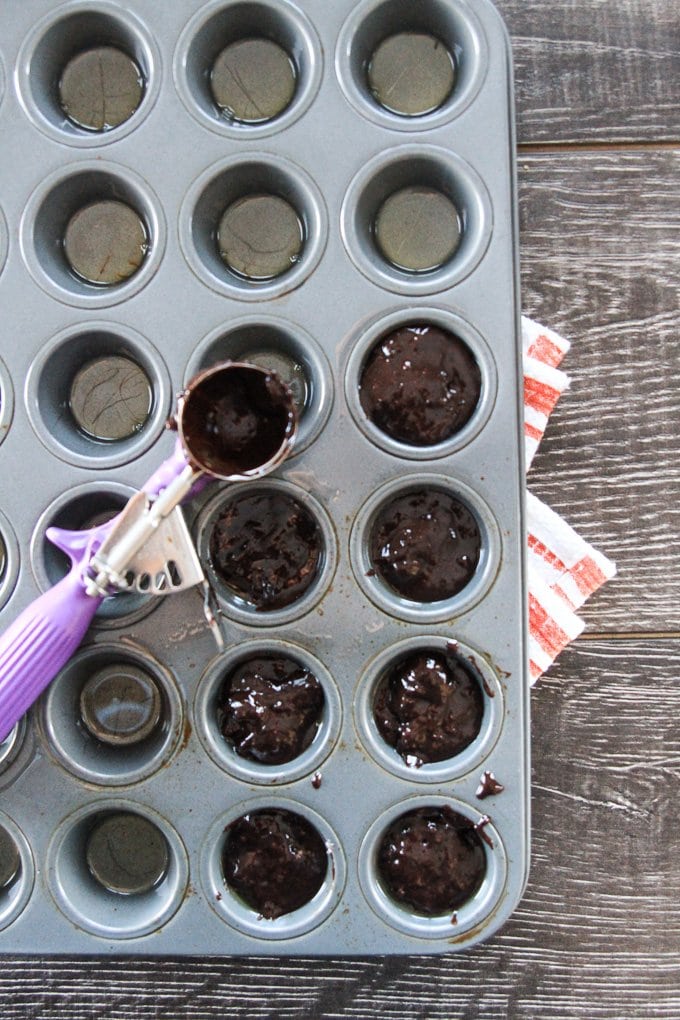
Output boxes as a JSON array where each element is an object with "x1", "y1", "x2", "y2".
[{"x1": 0, "y1": 0, "x2": 527, "y2": 954}]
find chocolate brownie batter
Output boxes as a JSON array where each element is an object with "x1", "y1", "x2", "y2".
[
  {"x1": 370, "y1": 488, "x2": 480, "y2": 602},
  {"x1": 359, "y1": 325, "x2": 481, "y2": 445},
  {"x1": 219, "y1": 655, "x2": 324, "y2": 764},
  {"x1": 223, "y1": 809, "x2": 327, "y2": 918},
  {"x1": 374, "y1": 650, "x2": 483, "y2": 766},
  {"x1": 182, "y1": 367, "x2": 295, "y2": 477},
  {"x1": 378, "y1": 806, "x2": 486, "y2": 915},
  {"x1": 210, "y1": 490, "x2": 322, "y2": 610}
]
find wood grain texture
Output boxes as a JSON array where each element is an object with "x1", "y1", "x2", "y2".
[
  {"x1": 519, "y1": 150, "x2": 680, "y2": 630},
  {"x1": 3, "y1": 640, "x2": 679, "y2": 1018},
  {"x1": 496, "y1": 0, "x2": 680, "y2": 144}
]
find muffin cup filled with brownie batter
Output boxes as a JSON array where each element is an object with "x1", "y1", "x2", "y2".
[
  {"x1": 196, "y1": 479, "x2": 337, "y2": 626},
  {"x1": 346, "y1": 307, "x2": 497, "y2": 459},
  {"x1": 201, "y1": 799, "x2": 346, "y2": 940},
  {"x1": 359, "y1": 796, "x2": 506, "y2": 939},
  {"x1": 354, "y1": 635, "x2": 504, "y2": 782},
  {"x1": 351, "y1": 474, "x2": 501, "y2": 623},
  {"x1": 195, "y1": 640, "x2": 342, "y2": 784}
]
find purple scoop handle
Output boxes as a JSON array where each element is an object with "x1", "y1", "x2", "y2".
[
  {"x1": 0, "y1": 439, "x2": 213, "y2": 742},
  {"x1": 144, "y1": 439, "x2": 209, "y2": 501},
  {"x1": 0, "y1": 570, "x2": 104, "y2": 742}
]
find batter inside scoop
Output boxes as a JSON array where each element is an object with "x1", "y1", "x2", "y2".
[
  {"x1": 378, "y1": 806, "x2": 486, "y2": 915},
  {"x1": 374, "y1": 649, "x2": 483, "y2": 766},
  {"x1": 222, "y1": 808, "x2": 327, "y2": 918},
  {"x1": 219, "y1": 654, "x2": 324, "y2": 764},
  {"x1": 369, "y1": 488, "x2": 481, "y2": 602},
  {"x1": 209, "y1": 490, "x2": 322, "y2": 610}
]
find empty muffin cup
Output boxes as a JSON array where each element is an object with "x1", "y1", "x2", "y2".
[
  {"x1": 25, "y1": 322, "x2": 170, "y2": 469},
  {"x1": 196, "y1": 479, "x2": 336, "y2": 626},
  {"x1": 354, "y1": 635, "x2": 503, "y2": 782},
  {"x1": 47, "y1": 800, "x2": 188, "y2": 939},
  {"x1": 211, "y1": 38, "x2": 296, "y2": 123},
  {"x1": 201, "y1": 799, "x2": 345, "y2": 939},
  {"x1": 21, "y1": 162, "x2": 165, "y2": 307},
  {"x1": 180, "y1": 154, "x2": 327, "y2": 300},
  {"x1": 336, "y1": 0, "x2": 487, "y2": 131},
  {"x1": 16, "y1": 3, "x2": 160, "y2": 145},
  {"x1": 195, "y1": 640, "x2": 341, "y2": 784},
  {"x1": 0, "y1": 813, "x2": 34, "y2": 932},
  {"x1": 30, "y1": 483, "x2": 157, "y2": 627},
  {"x1": 174, "y1": 0, "x2": 322, "y2": 138},
  {"x1": 186, "y1": 316, "x2": 333, "y2": 454},
  {"x1": 351, "y1": 474, "x2": 500, "y2": 623},
  {"x1": 359, "y1": 796, "x2": 506, "y2": 939},
  {"x1": 340, "y1": 145, "x2": 491, "y2": 295},
  {"x1": 40, "y1": 642, "x2": 182, "y2": 786}
]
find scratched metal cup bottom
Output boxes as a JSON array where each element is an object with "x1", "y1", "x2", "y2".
[
  {"x1": 30, "y1": 483, "x2": 158, "y2": 627},
  {"x1": 336, "y1": 0, "x2": 488, "y2": 131},
  {"x1": 59, "y1": 45, "x2": 144, "y2": 132},
  {"x1": 359, "y1": 796, "x2": 506, "y2": 939},
  {"x1": 69, "y1": 355, "x2": 153, "y2": 442},
  {"x1": 354, "y1": 635, "x2": 504, "y2": 784},
  {"x1": 217, "y1": 193, "x2": 303, "y2": 280},
  {"x1": 0, "y1": 813, "x2": 33, "y2": 932},
  {"x1": 85, "y1": 812, "x2": 169, "y2": 895},
  {"x1": 368, "y1": 31, "x2": 456, "y2": 116},
  {"x1": 24, "y1": 322, "x2": 171, "y2": 470},
  {"x1": 374, "y1": 185, "x2": 461, "y2": 273},
  {"x1": 40, "y1": 642, "x2": 183, "y2": 787},
  {"x1": 63, "y1": 199, "x2": 148, "y2": 286},
  {"x1": 211, "y1": 37, "x2": 296, "y2": 123},
  {"x1": 175, "y1": 0, "x2": 322, "y2": 139},
  {"x1": 16, "y1": 3, "x2": 160, "y2": 146},
  {"x1": 80, "y1": 663, "x2": 162, "y2": 747},
  {"x1": 21, "y1": 162, "x2": 166, "y2": 308},
  {"x1": 186, "y1": 316, "x2": 333, "y2": 455},
  {"x1": 47, "y1": 800, "x2": 189, "y2": 939}
]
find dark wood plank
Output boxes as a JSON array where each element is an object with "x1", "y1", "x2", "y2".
[
  {"x1": 3, "y1": 640, "x2": 679, "y2": 1018},
  {"x1": 518, "y1": 149, "x2": 680, "y2": 631},
  {"x1": 497, "y1": 0, "x2": 680, "y2": 144}
]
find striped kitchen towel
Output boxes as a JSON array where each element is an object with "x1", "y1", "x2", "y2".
[{"x1": 521, "y1": 317, "x2": 616, "y2": 682}]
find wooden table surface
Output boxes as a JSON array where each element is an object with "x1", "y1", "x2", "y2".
[{"x1": 4, "y1": 1, "x2": 679, "y2": 1016}]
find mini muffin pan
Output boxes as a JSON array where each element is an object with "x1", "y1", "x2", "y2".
[{"x1": 0, "y1": 0, "x2": 527, "y2": 954}]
